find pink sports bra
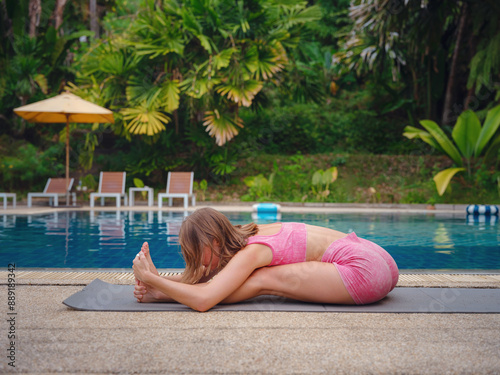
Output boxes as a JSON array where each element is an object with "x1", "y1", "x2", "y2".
[{"x1": 246, "y1": 222, "x2": 307, "y2": 266}]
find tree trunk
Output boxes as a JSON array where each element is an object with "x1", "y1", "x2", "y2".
[
  {"x1": 464, "y1": 23, "x2": 478, "y2": 110},
  {"x1": 1, "y1": 0, "x2": 11, "y2": 36},
  {"x1": 174, "y1": 110, "x2": 179, "y2": 135},
  {"x1": 28, "y1": 0, "x2": 41, "y2": 38},
  {"x1": 89, "y1": 0, "x2": 99, "y2": 39},
  {"x1": 442, "y1": 2, "x2": 467, "y2": 125},
  {"x1": 52, "y1": 0, "x2": 68, "y2": 35},
  {"x1": 464, "y1": 85, "x2": 475, "y2": 109}
]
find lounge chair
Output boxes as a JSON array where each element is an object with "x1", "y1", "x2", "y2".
[
  {"x1": 158, "y1": 172, "x2": 196, "y2": 209},
  {"x1": 27, "y1": 178, "x2": 75, "y2": 207},
  {"x1": 0, "y1": 193, "x2": 16, "y2": 209},
  {"x1": 90, "y1": 172, "x2": 127, "y2": 208}
]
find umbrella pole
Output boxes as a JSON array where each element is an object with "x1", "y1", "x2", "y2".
[{"x1": 65, "y1": 115, "x2": 70, "y2": 206}]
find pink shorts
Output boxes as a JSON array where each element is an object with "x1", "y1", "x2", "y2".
[{"x1": 321, "y1": 232, "x2": 399, "y2": 304}]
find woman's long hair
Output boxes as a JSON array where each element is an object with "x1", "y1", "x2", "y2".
[{"x1": 179, "y1": 207, "x2": 258, "y2": 284}]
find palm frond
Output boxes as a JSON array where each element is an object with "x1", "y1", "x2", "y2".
[
  {"x1": 250, "y1": 46, "x2": 283, "y2": 79},
  {"x1": 131, "y1": 36, "x2": 185, "y2": 58},
  {"x1": 281, "y1": 4, "x2": 322, "y2": 29},
  {"x1": 181, "y1": 7, "x2": 214, "y2": 53},
  {"x1": 203, "y1": 109, "x2": 244, "y2": 146},
  {"x1": 126, "y1": 76, "x2": 179, "y2": 113},
  {"x1": 121, "y1": 102, "x2": 171, "y2": 136},
  {"x1": 100, "y1": 51, "x2": 142, "y2": 76},
  {"x1": 181, "y1": 76, "x2": 221, "y2": 98},
  {"x1": 161, "y1": 79, "x2": 180, "y2": 112},
  {"x1": 216, "y1": 80, "x2": 263, "y2": 107},
  {"x1": 212, "y1": 48, "x2": 236, "y2": 71},
  {"x1": 244, "y1": 41, "x2": 287, "y2": 80},
  {"x1": 126, "y1": 76, "x2": 162, "y2": 106}
]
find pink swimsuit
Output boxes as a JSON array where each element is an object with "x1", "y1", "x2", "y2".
[{"x1": 246, "y1": 223, "x2": 399, "y2": 304}]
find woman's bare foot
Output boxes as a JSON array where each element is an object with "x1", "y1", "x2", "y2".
[
  {"x1": 140, "y1": 242, "x2": 159, "y2": 276},
  {"x1": 133, "y1": 242, "x2": 182, "y2": 302},
  {"x1": 133, "y1": 242, "x2": 158, "y2": 286},
  {"x1": 134, "y1": 242, "x2": 163, "y2": 302}
]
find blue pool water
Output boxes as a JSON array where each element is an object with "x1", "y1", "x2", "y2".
[{"x1": 1, "y1": 211, "x2": 499, "y2": 270}]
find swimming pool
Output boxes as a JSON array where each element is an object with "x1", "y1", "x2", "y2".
[{"x1": 1, "y1": 210, "x2": 499, "y2": 270}]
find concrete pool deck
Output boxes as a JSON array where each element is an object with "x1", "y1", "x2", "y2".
[{"x1": 1, "y1": 202, "x2": 499, "y2": 373}]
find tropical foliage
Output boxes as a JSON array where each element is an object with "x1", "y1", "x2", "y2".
[
  {"x1": 311, "y1": 166, "x2": 338, "y2": 201},
  {"x1": 404, "y1": 105, "x2": 500, "y2": 195},
  {"x1": 242, "y1": 173, "x2": 275, "y2": 201},
  {"x1": 0, "y1": 142, "x2": 64, "y2": 191},
  {"x1": 0, "y1": 0, "x2": 105, "y2": 119},
  {"x1": 1, "y1": 0, "x2": 499, "y2": 204},
  {"x1": 333, "y1": 0, "x2": 500, "y2": 125},
  {"x1": 69, "y1": 0, "x2": 322, "y2": 146}
]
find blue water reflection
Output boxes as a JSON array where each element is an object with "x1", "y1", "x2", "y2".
[{"x1": 1, "y1": 211, "x2": 498, "y2": 270}]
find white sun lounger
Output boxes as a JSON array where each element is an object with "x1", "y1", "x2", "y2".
[
  {"x1": 90, "y1": 172, "x2": 127, "y2": 208},
  {"x1": 27, "y1": 178, "x2": 75, "y2": 207},
  {"x1": 158, "y1": 172, "x2": 196, "y2": 209}
]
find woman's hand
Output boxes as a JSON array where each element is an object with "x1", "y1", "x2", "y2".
[{"x1": 134, "y1": 278, "x2": 147, "y2": 302}]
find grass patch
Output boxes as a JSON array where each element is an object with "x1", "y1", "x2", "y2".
[{"x1": 202, "y1": 153, "x2": 500, "y2": 205}]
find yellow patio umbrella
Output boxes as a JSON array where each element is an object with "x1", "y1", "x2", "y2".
[{"x1": 14, "y1": 92, "x2": 114, "y2": 205}]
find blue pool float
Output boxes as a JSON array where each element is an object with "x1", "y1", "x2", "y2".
[
  {"x1": 466, "y1": 205, "x2": 499, "y2": 216},
  {"x1": 252, "y1": 203, "x2": 282, "y2": 221}
]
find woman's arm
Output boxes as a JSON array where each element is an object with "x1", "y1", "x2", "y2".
[
  {"x1": 161, "y1": 269, "x2": 217, "y2": 283},
  {"x1": 133, "y1": 270, "x2": 220, "y2": 303},
  {"x1": 133, "y1": 244, "x2": 271, "y2": 311},
  {"x1": 161, "y1": 273, "x2": 183, "y2": 282}
]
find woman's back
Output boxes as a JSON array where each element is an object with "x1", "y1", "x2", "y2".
[{"x1": 249, "y1": 223, "x2": 348, "y2": 264}]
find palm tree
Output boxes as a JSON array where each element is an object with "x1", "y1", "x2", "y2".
[
  {"x1": 70, "y1": 0, "x2": 321, "y2": 145},
  {"x1": 334, "y1": 0, "x2": 500, "y2": 123},
  {"x1": 52, "y1": 0, "x2": 68, "y2": 34},
  {"x1": 28, "y1": 0, "x2": 42, "y2": 37}
]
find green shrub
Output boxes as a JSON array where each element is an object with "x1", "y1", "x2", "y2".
[
  {"x1": 238, "y1": 89, "x2": 414, "y2": 156},
  {"x1": 81, "y1": 174, "x2": 97, "y2": 191},
  {"x1": 193, "y1": 179, "x2": 208, "y2": 201},
  {"x1": 0, "y1": 143, "x2": 64, "y2": 191},
  {"x1": 242, "y1": 173, "x2": 275, "y2": 201}
]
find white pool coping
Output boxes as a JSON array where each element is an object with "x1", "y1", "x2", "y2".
[{"x1": 0, "y1": 201, "x2": 472, "y2": 216}]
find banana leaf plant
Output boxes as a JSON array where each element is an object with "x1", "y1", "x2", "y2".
[
  {"x1": 403, "y1": 105, "x2": 500, "y2": 195},
  {"x1": 311, "y1": 166, "x2": 338, "y2": 201}
]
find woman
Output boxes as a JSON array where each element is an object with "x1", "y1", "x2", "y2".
[{"x1": 133, "y1": 207, "x2": 398, "y2": 311}]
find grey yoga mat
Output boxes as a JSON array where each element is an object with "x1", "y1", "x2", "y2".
[{"x1": 63, "y1": 279, "x2": 500, "y2": 313}]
